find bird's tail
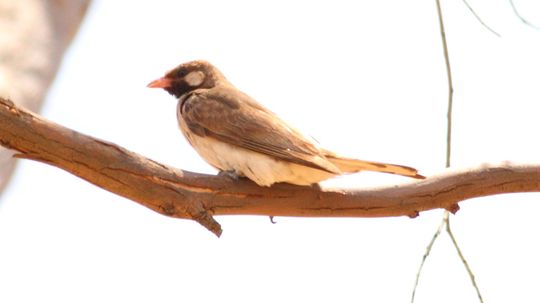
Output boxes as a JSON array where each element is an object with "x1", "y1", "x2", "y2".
[{"x1": 325, "y1": 153, "x2": 425, "y2": 179}]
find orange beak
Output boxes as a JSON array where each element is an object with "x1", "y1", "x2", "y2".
[{"x1": 147, "y1": 77, "x2": 173, "y2": 88}]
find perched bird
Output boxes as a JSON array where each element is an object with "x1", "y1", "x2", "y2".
[{"x1": 148, "y1": 60, "x2": 425, "y2": 187}]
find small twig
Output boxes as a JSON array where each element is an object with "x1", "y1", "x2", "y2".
[
  {"x1": 461, "y1": 0, "x2": 501, "y2": 37},
  {"x1": 509, "y1": 0, "x2": 540, "y2": 29},
  {"x1": 445, "y1": 212, "x2": 484, "y2": 303},
  {"x1": 412, "y1": 1, "x2": 484, "y2": 302},
  {"x1": 438, "y1": 0, "x2": 484, "y2": 297},
  {"x1": 438, "y1": 0, "x2": 454, "y2": 169},
  {"x1": 411, "y1": 211, "x2": 446, "y2": 303}
]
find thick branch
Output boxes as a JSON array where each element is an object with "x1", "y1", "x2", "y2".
[{"x1": 1, "y1": 97, "x2": 539, "y2": 236}]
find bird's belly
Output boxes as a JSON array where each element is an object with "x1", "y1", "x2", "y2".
[{"x1": 183, "y1": 132, "x2": 334, "y2": 187}]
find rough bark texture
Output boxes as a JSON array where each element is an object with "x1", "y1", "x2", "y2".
[
  {"x1": 0, "y1": 0, "x2": 91, "y2": 192},
  {"x1": 1, "y1": 97, "x2": 540, "y2": 236}
]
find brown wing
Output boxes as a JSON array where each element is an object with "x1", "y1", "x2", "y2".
[{"x1": 179, "y1": 87, "x2": 340, "y2": 174}]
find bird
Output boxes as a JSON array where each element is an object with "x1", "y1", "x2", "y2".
[{"x1": 147, "y1": 60, "x2": 425, "y2": 187}]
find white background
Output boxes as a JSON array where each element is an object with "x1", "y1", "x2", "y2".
[{"x1": 1, "y1": 1, "x2": 539, "y2": 302}]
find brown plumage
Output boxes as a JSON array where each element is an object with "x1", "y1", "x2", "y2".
[{"x1": 148, "y1": 60, "x2": 425, "y2": 186}]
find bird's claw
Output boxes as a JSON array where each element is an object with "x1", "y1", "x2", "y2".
[
  {"x1": 218, "y1": 170, "x2": 240, "y2": 180},
  {"x1": 310, "y1": 183, "x2": 322, "y2": 191}
]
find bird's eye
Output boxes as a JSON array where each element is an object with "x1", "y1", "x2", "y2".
[{"x1": 176, "y1": 70, "x2": 186, "y2": 78}]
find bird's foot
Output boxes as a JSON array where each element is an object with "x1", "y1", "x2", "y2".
[
  {"x1": 218, "y1": 170, "x2": 240, "y2": 180},
  {"x1": 310, "y1": 183, "x2": 322, "y2": 191}
]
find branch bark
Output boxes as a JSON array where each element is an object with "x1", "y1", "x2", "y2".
[{"x1": 1, "y1": 97, "x2": 539, "y2": 237}]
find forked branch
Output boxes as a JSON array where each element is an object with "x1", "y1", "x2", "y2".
[{"x1": 0, "y1": 97, "x2": 539, "y2": 237}]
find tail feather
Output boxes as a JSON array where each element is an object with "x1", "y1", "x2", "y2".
[{"x1": 325, "y1": 155, "x2": 425, "y2": 179}]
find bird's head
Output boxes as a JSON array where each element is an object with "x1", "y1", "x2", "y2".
[{"x1": 147, "y1": 60, "x2": 225, "y2": 98}]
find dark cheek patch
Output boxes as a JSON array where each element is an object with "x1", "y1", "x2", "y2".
[{"x1": 166, "y1": 80, "x2": 192, "y2": 98}]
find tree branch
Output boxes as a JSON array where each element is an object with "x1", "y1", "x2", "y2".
[{"x1": 1, "y1": 97, "x2": 539, "y2": 237}]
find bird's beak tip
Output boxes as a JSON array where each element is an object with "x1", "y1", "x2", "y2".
[{"x1": 147, "y1": 77, "x2": 172, "y2": 89}]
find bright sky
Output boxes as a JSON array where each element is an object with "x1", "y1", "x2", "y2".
[{"x1": 1, "y1": 1, "x2": 539, "y2": 302}]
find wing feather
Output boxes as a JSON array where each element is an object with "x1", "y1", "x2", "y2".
[{"x1": 179, "y1": 87, "x2": 340, "y2": 174}]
